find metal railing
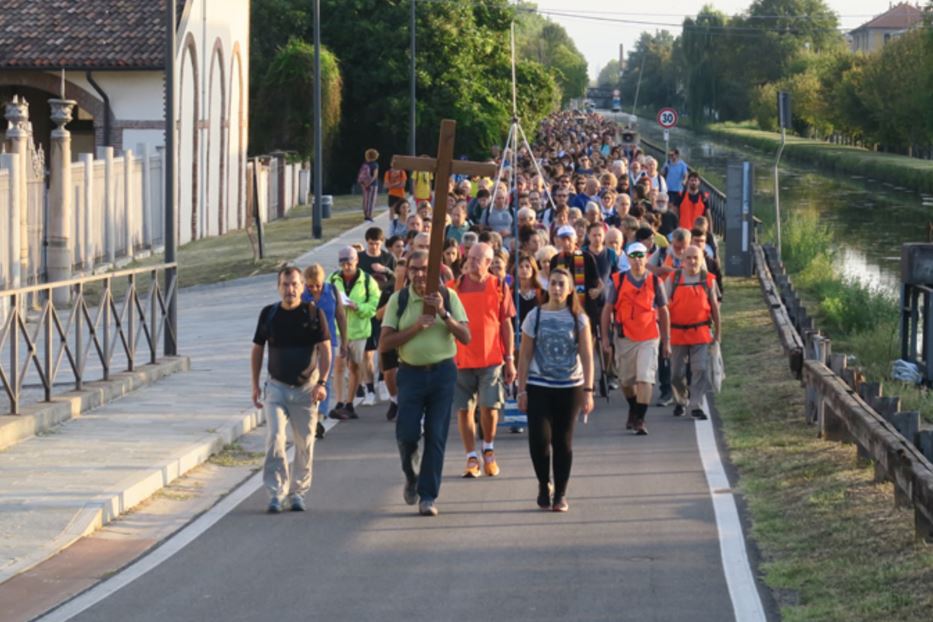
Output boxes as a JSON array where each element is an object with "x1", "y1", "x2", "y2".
[
  {"x1": 640, "y1": 137, "x2": 727, "y2": 235},
  {"x1": 0, "y1": 264, "x2": 177, "y2": 414}
]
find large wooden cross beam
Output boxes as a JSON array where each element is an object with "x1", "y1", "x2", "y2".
[{"x1": 392, "y1": 119, "x2": 497, "y2": 311}]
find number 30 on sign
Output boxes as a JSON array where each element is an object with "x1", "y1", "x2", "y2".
[{"x1": 657, "y1": 108, "x2": 678, "y2": 129}]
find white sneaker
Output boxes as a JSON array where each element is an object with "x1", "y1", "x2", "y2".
[
  {"x1": 376, "y1": 381, "x2": 390, "y2": 402},
  {"x1": 362, "y1": 391, "x2": 376, "y2": 406},
  {"x1": 353, "y1": 395, "x2": 364, "y2": 407}
]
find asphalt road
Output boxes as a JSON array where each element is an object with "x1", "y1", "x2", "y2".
[{"x1": 70, "y1": 402, "x2": 736, "y2": 622}]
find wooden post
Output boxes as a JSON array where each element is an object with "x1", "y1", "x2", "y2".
[{"x1": 391, "y1": 119, "x2": 497, "y2": 312}]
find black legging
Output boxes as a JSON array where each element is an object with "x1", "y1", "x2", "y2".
[{"x1": 527, "y1": 384, "x2": 582, "y2": 498}]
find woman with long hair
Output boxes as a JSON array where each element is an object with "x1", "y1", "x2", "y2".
[
  {"x1": 442, "y1": 237, "x2": 463, "y2": 280},
  {"x1": 516, "y1": 267, "x2": 594, "y2": 512},
  {"x1": 516, "y1": 254, "x2": 545, "y2": 327}
]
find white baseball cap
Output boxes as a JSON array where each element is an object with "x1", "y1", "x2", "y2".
[
  {"x1": 627, "y1": 242, "x2": 649, "y2": 256},
  {"x1": 556, "y1": 225, "x2": 577, "y2": 238}
]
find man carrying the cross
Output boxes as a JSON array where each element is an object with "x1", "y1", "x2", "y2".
[
  {"x1": 384, "y1": 118, "x2": 497, "y2": 514},
  {"x1": 379, "y1": 250, "x2": 470, "y2": 516}
]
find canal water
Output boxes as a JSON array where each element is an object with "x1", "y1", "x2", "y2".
[{"x1": 620, "y1": 115, "x2": 933, "y2": 294}]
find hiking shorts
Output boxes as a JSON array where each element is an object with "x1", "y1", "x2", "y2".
[
  {"x1": 615, "y1": 336, "x2": 659, "y2": 387},
  {"x1": 453, "y1": 364, "x2": 505, "y2": 412},
  {"x1": 343, "y1": 339, "x2": 367, "y2": 365}
]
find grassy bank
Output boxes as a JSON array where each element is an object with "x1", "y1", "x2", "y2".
[
  {"x1": 719, "y1": 276, "x2": 933, "y2": 621},
  {"x1": 81, "y1": 195, "x2": 365, "y2": 304},
  {"x1": 769, "y1": 212, "x2": 933, "y2": 422},
  {"x1": 705, "y1": 123, "x2": 933, "y2": 195},
  {"x1": 129, "y1": 195, "x2": 362, "y2": 288}
]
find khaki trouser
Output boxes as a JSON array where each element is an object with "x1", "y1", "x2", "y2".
[
  {"x1": 670, "y1": 343, "x2": 712, "y2": 415},
  {"x1": 263, "y1": 379, "x2": 319, "y2": 501}
]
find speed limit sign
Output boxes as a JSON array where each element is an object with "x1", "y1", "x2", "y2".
[{"x1": 657, "y1": 107, "x2": 678, "y2": 129}]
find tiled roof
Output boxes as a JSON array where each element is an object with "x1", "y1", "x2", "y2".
[
  {"x1": 851, "y1": 2, "x2": 924, "y2": 33},
  {"x1": 0, "y1": 0, "x2": 188, "y2": 70}
]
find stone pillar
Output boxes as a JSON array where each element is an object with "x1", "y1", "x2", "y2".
[
  {"x1": 98, "y1": 146, "x2": 116, "y2": 264},
  {"x1": 155, "y1": 145, "x2": 165, "y2": 249},
  {"x1": 139, "y1": 143, "x2": 152, "y2": 249},
  {"x1": 0, "y1": 153, "x2": 22, "y2": 288},
  {"x1": 81, "y1": 153, "x2": 95, "y2": 272},
  {"x1": 123, "y1": 148, "x2": 135, "y2": 259},
  {"x1": 47, "y1": 98, "x2": 77, "y2": 304},
  {"x1": 4, "y1": 96, "x2": 29, "y2": 286}
]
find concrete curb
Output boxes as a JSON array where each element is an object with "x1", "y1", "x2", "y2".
[
  {"x1": 0, "y1": 357, "x2": 191, "y2": 452},
  {"x1": 0, "y1": 405, "x2": 268, "y2": 586}
]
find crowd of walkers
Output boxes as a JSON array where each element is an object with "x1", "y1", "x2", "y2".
[{"x1": 251, "y1": 110, "x2": 722, "y2": 517}]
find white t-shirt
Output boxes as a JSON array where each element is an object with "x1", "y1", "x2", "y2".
[{"x1": 521, "y1": 307, "x2": 588, "y2": 388}]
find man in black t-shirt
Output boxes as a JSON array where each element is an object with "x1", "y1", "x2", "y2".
[{"x1": 251, "y1": 266, "x2": 331, "y2": 514}]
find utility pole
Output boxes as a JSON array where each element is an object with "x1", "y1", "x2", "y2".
[
  {"x1": 410, "y1": 0, "x2": 416, "y2": 156},
  {"x1": 775, "y1": 91, "x2": 791, "y2": 262},
  {"x1": 312, "y1": 0, "x2": 323, "y2": 239},
  {"x1": 164, "y1": 0, "x2": 177, "y2": 355}
]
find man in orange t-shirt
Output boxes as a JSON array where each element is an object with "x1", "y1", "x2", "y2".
[{"x1": 449, "y1": 242, "x2": 516, "y2": 479}]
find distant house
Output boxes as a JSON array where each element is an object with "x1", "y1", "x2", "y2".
[
  {"x1": 848, "y1": 2, "x2": 925, "y2": 53},
  {"x1": 0, "y1": 0, "x2": 250, "y2": 244}
]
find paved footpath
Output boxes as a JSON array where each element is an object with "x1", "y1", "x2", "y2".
[
  {"x1": 1, "y1": 209, "x2": 771, "y2": 621},
  {"x1": 0, "y1": 210, "x2": 387, "y2": 586}
]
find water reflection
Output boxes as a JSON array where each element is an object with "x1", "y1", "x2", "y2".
[{"x1": 628, "y1": 118, "x2": 932, "y2": 294}]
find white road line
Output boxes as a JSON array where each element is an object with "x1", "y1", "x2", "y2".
[
  {"x1": 37, "y1": 465, "x2": 269, "y2": 621},
  {"x1": 694, "y1": 417, "x2": 768, "y2": 622}
]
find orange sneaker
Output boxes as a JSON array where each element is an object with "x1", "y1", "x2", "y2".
[
  {"x1": 463, "y1": 456, "x2": 481, "y2": 478},
  {"x1": 483, "y1": 449, "x2": 500, "y2": 477}
]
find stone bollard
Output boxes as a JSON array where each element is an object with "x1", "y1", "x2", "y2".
[{"x1": 47, "y1": 98, "x2": 77, "y2": 305}]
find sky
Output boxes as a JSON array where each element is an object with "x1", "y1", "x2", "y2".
[{"x1": 528, "y1": 0, "x2": 911, "y2": 79}]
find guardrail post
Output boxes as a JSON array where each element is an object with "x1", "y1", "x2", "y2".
[
  {"x1": 915, "y1": 509, "x2": 933, "y2": 543},
  {"x1": 917, "y1": 429, "x2": 933, "y2": 463},
  {"x1": 856, "y1": 382, "x2": 882, "y2": 466},
  {"x1": 75, "y1": 283, "x2": 83, "y2": 391},
  {"x1": 10, "y1": 293, "x2": 19, "y2": 414},
  {"x1": 127, "y1": 273, "x2": 135, "y2": 372},
  {"x1": 44, "y1": 297, "x2": 52, "y2": 401},
  {"x1": 150, "y1": 269, "x2": 158, "y2": 365},
  {"x1": 102, "y1": 276, "x2": 111, "y2": 380}
]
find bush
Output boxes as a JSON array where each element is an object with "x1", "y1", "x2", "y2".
[{"x1": 780, "y1": 210, "x2": 835, "y2": 274}]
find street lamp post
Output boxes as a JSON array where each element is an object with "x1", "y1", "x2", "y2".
[
  {"x1": 410, "y1": 0, "x2": 416, "y2": 156},
  {"x1": 164, "y1": 0, "x2": 177, "y2": 355},
  {"x1": 312, "y1": 0, "x2": 323, "y2": 239}
]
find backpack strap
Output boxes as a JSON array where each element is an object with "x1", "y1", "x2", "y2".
[
  {"x1": 395, "y1": 286, "x2": 451, "y2": 325},
  {"x1": 533, "y1": 306, "x2": 542, "y2": 340},
  {"x1": 670, "y1": 269, "x2": 683, "y2": 302},
  {"x1": 396, "y1": 287, "x2": 410, "y2": 324}
]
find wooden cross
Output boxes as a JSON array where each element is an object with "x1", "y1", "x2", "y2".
[{"x1": 392, "y1": 119, "x2": 497, "y2": 311}]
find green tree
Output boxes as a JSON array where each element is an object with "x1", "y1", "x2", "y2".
[
  {"x1": 252, "y1": 39, "x2": 342, "y2": 165},
  {"x1": 514, "y1": 5, "x2": 589, "y2": 104},
  {"x1": 858, "y1": 29, "x2": 932, "y2": 152},
  {"x1": 680, "y1": 6, "x2": 731, "y2": 124},
  {"x1": 250, "y1": 0, "x2": 562, "y2": 190},
  {"x1": 620, "y1": 31, "x2": 680, "y2": 113},
  {"x1": 596, "y1": 59, "x2": 621, "y2": 89}
]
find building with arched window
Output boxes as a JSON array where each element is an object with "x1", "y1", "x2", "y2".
[{"x1": 0, "y1": 0, "x2": 250, "y2": 245}]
